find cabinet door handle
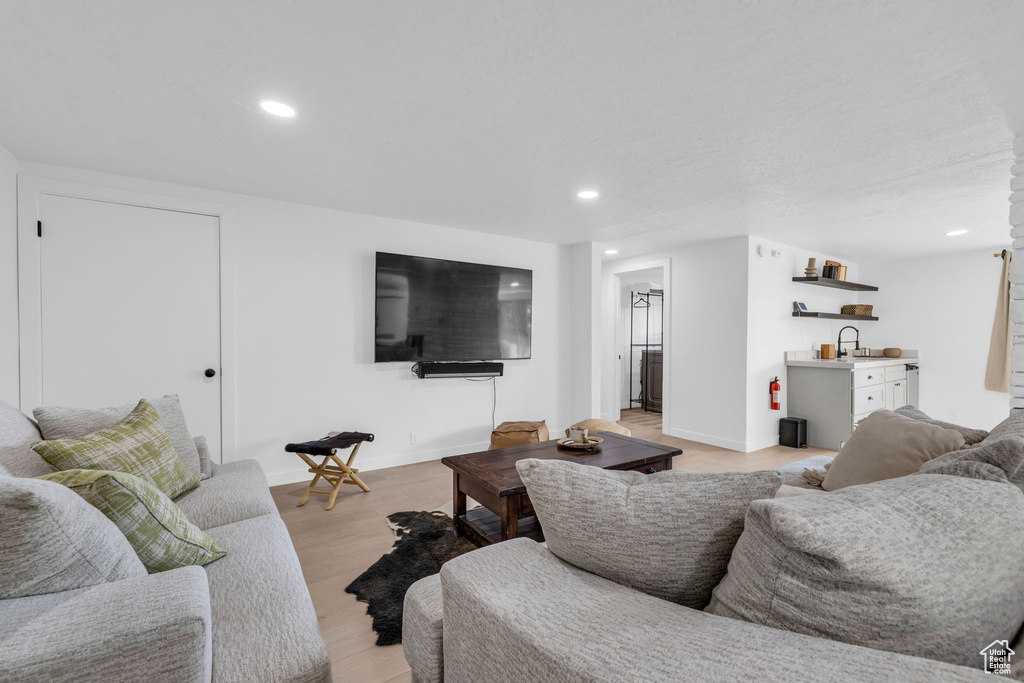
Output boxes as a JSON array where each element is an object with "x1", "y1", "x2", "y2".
[
  {"x1": 867, "y1": 375, "x2": 874, "y2": 380},
  {"x1": 868, "y1": 396, "x2": 874, "y2": 400}
]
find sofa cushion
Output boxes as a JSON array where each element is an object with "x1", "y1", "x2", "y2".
[
  {"x1": 204, "y1": 513, "x2": 331, "y2": 683},
  {"x1": 982, "y1": 409, "x2": 1024, "y2": 445},
  {"x1": 40, "y1": 469, "x2": 226, "y2": 573},
  {"x1": 438, "y1": 538, "x2": 986, "y2": 683},
  {"x1": 821, "y1": 410, "x2": 964, "y2": 491},
  {"x1": 33, "y1": 394, "x2": 202, "y2": 477},
  {"x1": 706, "y1": 474, "x2": 1024, "y2": 668},
  {"x1": 174, "y1": 459, "x2": 277, "y2": 530},
  {"x1": 0, "y1": 476, "x2": 146, "y2": 598},
  {"x1": 32, "y1": 399, "x2": 199, "y2": 499},
  {"x1": 0, "y1": 401, "x2": 52, "y2": 478},
  {"x1": 517, "y1": 458, "x2": 780, "y2": 609},
  {"x1": 917, "y1": 436, "x2": 1024, "y2": 494},
  {"x1": 895, "y1": 405, "x2": 989, "y2": 445}
]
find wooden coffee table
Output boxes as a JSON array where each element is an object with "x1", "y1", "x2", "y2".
[{"x1": 441, "y1": 432, "x2": 682, "y2": 546}]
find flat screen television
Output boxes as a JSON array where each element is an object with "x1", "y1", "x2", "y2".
[{"x1": 374, "y1": 252, "x2": 533, "y2": 362}]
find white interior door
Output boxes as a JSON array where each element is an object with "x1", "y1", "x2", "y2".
[{"x1": 35, "y1": 194, "x2": 222, "y2": 460}]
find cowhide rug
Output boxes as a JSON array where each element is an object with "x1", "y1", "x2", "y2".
[{"x1": 344, "y1": 510, "x2": 480, "y2": 646}]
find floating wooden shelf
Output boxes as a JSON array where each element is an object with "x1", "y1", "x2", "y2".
[
  {"x1": 792, "y1": 277, "x2": 878, "y2": 292},
  {"x1": 792, "y1": 311, "x2": 879, "y2": 321}
]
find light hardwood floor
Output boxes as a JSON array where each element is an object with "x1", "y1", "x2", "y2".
[{"x1": 270, "y1": 421, "x2": 835, "y2": 683}]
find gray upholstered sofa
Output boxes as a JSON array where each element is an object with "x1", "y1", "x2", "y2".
[
  {"x1": 0, "y1": 401, "x2": 331, "y2": 683},
  {"x1": 402, "y1": 418, "x2": 1024, "y2": 682}
]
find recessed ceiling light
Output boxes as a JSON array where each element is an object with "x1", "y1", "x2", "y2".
[
  {"x1": 945, "y1": 229, "x2": 969, "y2": 236},
  {"x1": 577, "y1": 190, "x2": 600, "y2": 199},
  {"x1": 605, "y1": 249, "x2": 619, "y2": 255},
  {"x1": 260, "y1": 100, "x2": 296, "y2": 117},
  {"x1": 510, "y1": 282, "x2": 520, "y2": 287}
]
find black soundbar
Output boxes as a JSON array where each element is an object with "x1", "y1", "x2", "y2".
[{"x1": 412, "y1": 361, "x2": 504, "y2": 378}]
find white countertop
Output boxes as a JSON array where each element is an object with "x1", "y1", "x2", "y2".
[{"x1": 785, "y1": 356, "x2": 919, "y2": 369}]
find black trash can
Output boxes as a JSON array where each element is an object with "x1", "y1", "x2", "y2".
[{"x1": 779, "y1": 417, "x2": 808, "y2": 449}]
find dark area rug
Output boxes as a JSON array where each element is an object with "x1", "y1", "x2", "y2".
[{"x1": 345, "y1": 510, "x2": 481, "y2": 646}]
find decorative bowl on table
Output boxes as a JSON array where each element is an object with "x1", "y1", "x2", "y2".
[
  {"x1": 556, "y1": 436, "x2": 604, "y2": 451},
  {"x1": 883, "y1": 348, "x2": 903, "y2": 358}
]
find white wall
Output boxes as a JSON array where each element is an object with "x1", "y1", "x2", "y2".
[
  {"x1": 0, "y1": 144, "x2": 17, "y2": 405},
  {"x1": 568, "y1": 243, "x2": 603, "y2": 424},
  {"x1": 862, "y1": 248, "x2": 1010, "y2": 429},
  {"x1": 602, "y1": 238, "x2": 747, "y2": 450},
  {"x1": 746, "y1": 237, "x2": 862, "y2": 450},
  {"x1": 14, "y1": 163, "x2": 571, "y2": 485}
]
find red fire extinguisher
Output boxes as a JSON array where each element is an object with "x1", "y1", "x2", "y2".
[{"x1": 770, "y1": 377, "x2": 781, "y2": 411}]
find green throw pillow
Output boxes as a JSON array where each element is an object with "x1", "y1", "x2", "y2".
[
  {"x1": 38, "y1": 469, "x2": 226, "y2": 572},
  {"x1": 32, "y1": 399, "x2": 199, "y2": 499}
]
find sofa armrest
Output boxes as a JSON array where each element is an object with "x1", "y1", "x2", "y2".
[
  {"x1": 0, "y1": 566, "x2": 212, "y2": 683},
  {"x1": 439, "y1": 539, "x2": 987, "y2": 682}
]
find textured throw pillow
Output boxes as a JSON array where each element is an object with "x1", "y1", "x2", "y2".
[
  {"x1": 33, "y1": 394, "x2": 202, "y2": 478},
  {"x1": 917, "y1": 436, "x2": 1024, "y2": 494},
  {"x1": 821, "y1": 410, "x2": 965, "y2": 491},
  {"x1": 32, "y1": 399, "x2": 199, "y2": 499},
  {"x1": 895, "y1": 405, "x2": 989, "y2": 445},
  {"x1": 982, "y1": 409, "x2": 1024, "y2": 445},
  {"x1": 516, "y1": 458, "x2": 781, "y2": 609},
  {"x1": 39, "y1": 469, "x2": 226, "y2": 572},
  {"x1": 0, "y1": 401, "x2": 54, "y2": 478},
  {"x1": 0, "y1": 476, "x2": 146, "y2": 598},
  {"x1": 705, "y1": 474, "x2": 1024, "y2": 667}
]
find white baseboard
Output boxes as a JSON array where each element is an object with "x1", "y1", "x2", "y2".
[
  {"x1": 744, "y1": 435, "x2": 781, "y2": 453},
  {"x1": 263, "y1": 440, "x2": 490, "y2": 487},
  {"x1": 667, "y1": 427, "x2": 747, "y2": 453}
]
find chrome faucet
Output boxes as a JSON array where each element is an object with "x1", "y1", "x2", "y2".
[{"x1": 837, "y1": 325, "x2": 860, "y2": 357}]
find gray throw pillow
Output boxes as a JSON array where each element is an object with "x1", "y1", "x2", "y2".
[
  {"x1": 706, "y1": 474, "x2": 1024, "y2": 668},
  {"x1": 821, "y1": 410, "x2": 964, "y2": 491},
  {"x1": 0, "y1": 401, "x2": 53, "y2": 478},
  {"x1": 917, "y1": 436, "x2": 1024, "y2": 494},
  {"x1": 895, "y1": 405, "x2": 989, "y2": 445},
  {"x1": 516, "y1": 458, "x2": 781, "y2": 609},
  {"x1": 0, "y1": 477, "x2": 146, "y2": 599},
  {"x1": 982, "y1": 409, "x2": 1024, "y2": 445},
  {"x1": 33, "y1": 394, "x2": 201, "y2": 478}
]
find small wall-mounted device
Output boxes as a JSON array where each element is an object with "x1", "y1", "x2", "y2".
[
  {"x1": 793, "y1": 301, "x2": 809, "y2": 313},
  {"x1": 412, "y1": 361, "x2": 504, "y2": 379}
]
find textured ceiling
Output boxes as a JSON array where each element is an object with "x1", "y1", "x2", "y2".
[{"x1": 1, "y1": 1, "x2": 1021, "y2": 260}]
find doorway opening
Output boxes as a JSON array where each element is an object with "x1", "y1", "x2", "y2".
[{"x1": 616, "y1": 267, "x2": 665, "y2": 435}]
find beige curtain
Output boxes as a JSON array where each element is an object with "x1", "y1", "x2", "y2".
[{"x1": 986, "y1": 252, "x2": 1012, "y2": 392}]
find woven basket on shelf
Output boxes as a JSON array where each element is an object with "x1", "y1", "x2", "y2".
[{"x1": 841, "y1": 304, "x2": 873, "y2": 316}]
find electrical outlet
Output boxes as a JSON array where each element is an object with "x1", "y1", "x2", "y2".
[
  {"x1": 949, "y1": 409, "x2": 960, "y2": 423},
  {"x1": 409, "y1": 433, "x2": 418, "y2": 446}
]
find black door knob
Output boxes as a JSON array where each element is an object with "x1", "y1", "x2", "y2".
[{"x1": 204, "y1": 368, "x2": 217, "y2": 378}]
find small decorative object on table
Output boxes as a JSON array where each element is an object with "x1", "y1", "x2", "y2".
[
  {"x1": 804, "y1": 258, "x2": 818, "y2": 277},
  {"x1": 285, "y1": 431, "x2": 374, "y2": 510},
  {"x1": 556, "y1": 436, "x2": 604, "y2": 451},
  {"x1": 883, "y1": 348, "x2": 903, "y2": 358}
]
